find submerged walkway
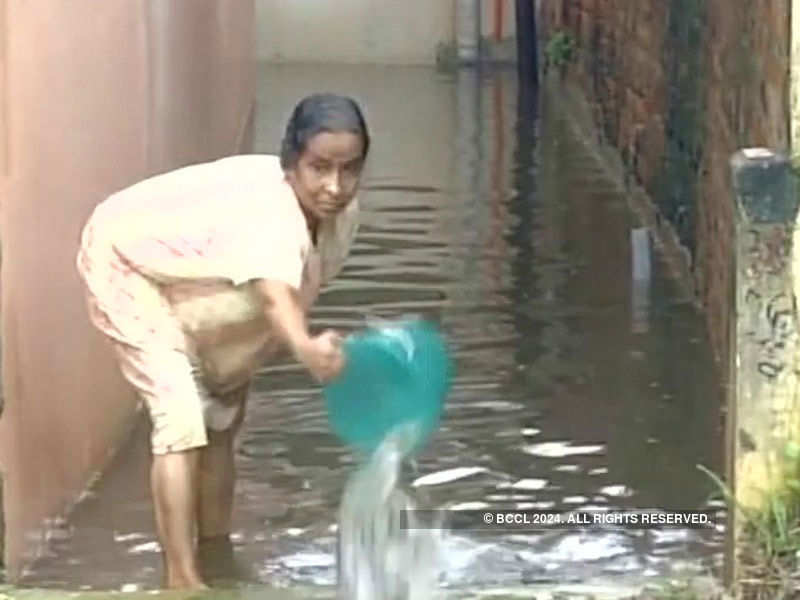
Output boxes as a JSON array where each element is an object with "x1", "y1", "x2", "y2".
[{"x1": 17, "y1": 65, "x2": 725, "y2": 597}]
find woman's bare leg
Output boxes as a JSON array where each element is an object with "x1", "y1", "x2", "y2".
[
  {"x1": 151, "y1": 449, "x2": 207, "y2": 589},
  {"x1": 197, "y1": 396, "x2": 248, "y2": 581},
  {"x1": 197, "y1": 426, "x2": 237, "y2": 538}
]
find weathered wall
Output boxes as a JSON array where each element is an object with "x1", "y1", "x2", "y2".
[
  {"x1": 541, "y1": 0, "x2": 791, "y2": 369},
  {"x1": 0, "y1": 0, "x2": 255, "y2": 578},
  {"x1": 256, "y1": 0, "x2": 454, "y2": 65},
  {"x1": 255, "y1": 0, "x2": 517, "y2": 65}
]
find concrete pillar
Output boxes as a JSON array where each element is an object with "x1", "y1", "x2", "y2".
[
  {"x1": 727, "y1": 148, "x2": 800, "y2": 584},
  {"x1": 456, "y1": 0, "x2": 481, "y2": 63}
]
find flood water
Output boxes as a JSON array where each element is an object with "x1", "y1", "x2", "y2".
[{"x1": 19, "y1": 65, "x2": 726, "y2": 594}]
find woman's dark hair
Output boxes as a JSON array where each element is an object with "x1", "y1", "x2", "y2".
[{"x1": 280, "y1": 93, "x2": 370, "y2": 170}]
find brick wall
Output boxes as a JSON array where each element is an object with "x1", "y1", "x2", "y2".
[{"x1": 541, "y1": 0, "x2": 790, "y2": 370}]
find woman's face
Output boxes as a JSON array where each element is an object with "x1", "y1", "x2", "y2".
[{"x1": 286, "y1": 131, "x2": 365, "y2": 224}]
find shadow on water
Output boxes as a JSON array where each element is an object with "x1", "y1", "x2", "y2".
[{"x1": 17, "y1": 64, "x2": 725, "y2": 594}]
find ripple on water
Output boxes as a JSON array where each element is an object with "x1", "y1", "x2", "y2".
[
  {"x1": 412, "y1": 466, "x2": 489, "y2": 487},
  {"x1": 509, "y1": 479, "x2": 549, "y2": 491},
  {"x1": 521, "y1": 442, "x2": 606, "y2": 457}
]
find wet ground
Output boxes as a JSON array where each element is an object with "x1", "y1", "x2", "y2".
[{"x1": 18, "y1": 65, "x2": 726, "y2": 595}]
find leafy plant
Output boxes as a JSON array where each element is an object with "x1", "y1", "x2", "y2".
[
  {"x1": 544, "y1": 30, "x2": 577, "y2": 70},
  {"x1": 698, "y1": 441, "x2": 800, "y2": 598}
]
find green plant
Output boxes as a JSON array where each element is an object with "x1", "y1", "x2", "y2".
[
  {"x1": 698, "y1": 442, "x2": 800, "y2": 598},
  {"x1": 544, "y1": 30, "x2": 577, "y2": 70}
]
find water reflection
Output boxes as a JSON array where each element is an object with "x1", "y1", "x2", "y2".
[{"x1": 19, "y1": 64, "x2": 724, "y2": 592}]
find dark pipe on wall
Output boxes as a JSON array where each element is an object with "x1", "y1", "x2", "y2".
[{"x1": 515, "y1": 0, "x2": 539, "y2": 88}]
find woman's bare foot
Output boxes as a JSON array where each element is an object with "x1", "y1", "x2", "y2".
[{"x1": 165, "y1": 573, "x2": 209, "y2": 590}]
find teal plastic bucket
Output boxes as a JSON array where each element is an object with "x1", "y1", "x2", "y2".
[{"x1": 323, "y1": 319, "x2": 452, "y2": 455}]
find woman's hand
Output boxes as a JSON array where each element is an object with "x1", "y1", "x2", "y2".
[{"x1": 295, "y1": 330, "x2": 345, "y2": 383}]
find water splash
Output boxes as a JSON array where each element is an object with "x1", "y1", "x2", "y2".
[{"x1": 337, "y1": 422, "x2": 446, "y2": 599}]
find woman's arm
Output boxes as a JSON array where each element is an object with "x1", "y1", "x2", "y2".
[
  {"x1": 253, "y1": 278, "x2": 344, "y2": 383},
  {"x1": 254, "y1": 279, "x2": 310, "y2": 353}
]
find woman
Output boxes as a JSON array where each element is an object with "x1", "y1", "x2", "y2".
[{"x1": 76, "y1": 93, "x2": 369, "y2": 589}]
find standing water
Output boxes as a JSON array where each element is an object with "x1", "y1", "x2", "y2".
[{"x1": 18, "y1": 65, "x2": 725, "y2": 596}]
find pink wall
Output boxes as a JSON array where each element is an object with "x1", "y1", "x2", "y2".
[{"x1": 0, "y1": 0, "x2": 255, "y2": 579}]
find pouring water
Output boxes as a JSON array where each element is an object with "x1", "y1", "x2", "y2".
[
  {"x1": 337, "y1": 422, "x2": 447, "y2": 600},
  {"x1": 323, "y1": 320, "x2": 453, "y2": 599}
]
